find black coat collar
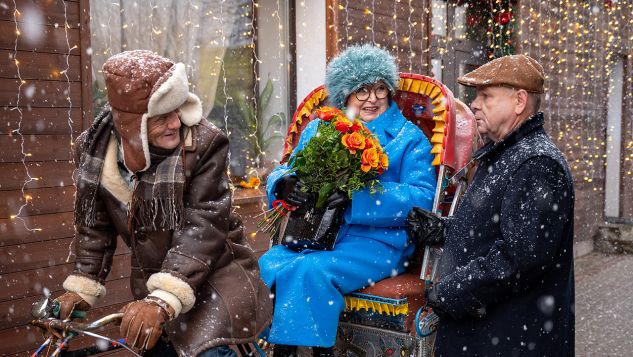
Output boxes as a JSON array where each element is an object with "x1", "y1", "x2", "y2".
[{"x1": 474, "y1": 112, "x2": 544, "y2": 161}]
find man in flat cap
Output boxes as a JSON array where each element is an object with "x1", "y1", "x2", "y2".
[{"x1": 408, "y1": 54, "x2": 575, "y2": 356}]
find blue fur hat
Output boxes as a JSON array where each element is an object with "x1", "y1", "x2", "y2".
[{"x1": 325, "y1": 44, "x2": 399, "y2": 109}]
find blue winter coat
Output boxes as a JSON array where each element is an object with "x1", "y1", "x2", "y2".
[
  {"x1": 266, "y1": 102, "x2": 437, "y2": 249},
  {"x1": 428, "y1": 113, "x2": 575, "y2": 356},
  {"x1": 259, "y1": 102, "x2": 436, "y2": 347}
]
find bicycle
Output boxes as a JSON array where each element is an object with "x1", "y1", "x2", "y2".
[{"x1": 30, "y1": 295, "x2": 266, "y2": 357}]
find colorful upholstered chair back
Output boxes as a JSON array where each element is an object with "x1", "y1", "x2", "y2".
[{"x1": 278, "y1": 74, "x2": 479, "y2": 356}]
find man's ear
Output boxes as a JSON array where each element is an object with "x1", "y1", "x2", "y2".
[{"x1": 514, "y1": 89, "x2": 529, "y2": 115}]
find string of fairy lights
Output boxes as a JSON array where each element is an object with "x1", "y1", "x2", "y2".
[
  {"x1": 514, "y1": 0, "x2": 632, "y2": 213},
  {"x1": 9, "y1": 0, "x2": 36, "y2": 231},
  {"x1": 6, "y1": 0, "x2": 632, "y2": 235},
  {"x1": 332, "y1": 0, "x2": 630, "y2": 217}
]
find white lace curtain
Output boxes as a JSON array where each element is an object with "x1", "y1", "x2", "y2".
[{"x1": 90, "y1": 0, "x2": 252, "y2": 117}]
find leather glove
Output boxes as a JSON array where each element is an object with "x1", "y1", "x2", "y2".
[
  {"x1": 406, "y1": 207, "x2": 447, "y2": 246},
  {"x1": 119, "y1": 297, "x2": 175, "y2": 351},
  {"x1": 273, "y1": 175, "x2": 312, "y2": 208},
  {"x1": 323, "y1": 189, "x2": 350, "y2": 209},
  {"x1": 54, "y1": 291, "x2": 91, "y2": 320}
]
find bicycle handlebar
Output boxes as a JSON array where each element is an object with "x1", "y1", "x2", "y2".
[{"x1": 30, "y1": 312, "x2": 124, "y2": 334}]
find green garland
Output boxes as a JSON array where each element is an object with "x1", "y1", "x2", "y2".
[{"x1": 456, "y1": 0, "x2": 518, "y2": 58}]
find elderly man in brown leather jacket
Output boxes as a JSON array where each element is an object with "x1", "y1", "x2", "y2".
[{"x1": 54, "y1": 50, "x2": 272, "y2": 357}]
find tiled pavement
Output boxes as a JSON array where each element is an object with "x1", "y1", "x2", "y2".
[{"x1": 575, "y1": 253, "x2": 633, "y2": 357}]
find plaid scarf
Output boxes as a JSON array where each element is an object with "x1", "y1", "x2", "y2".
[{"x1": 74, "y1": 109, "x2": 185, "y2": 231}]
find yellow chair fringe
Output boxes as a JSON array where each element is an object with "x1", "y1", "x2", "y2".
[{"x1": 344, "y1": 296, "x2": 409, "y2": 316}]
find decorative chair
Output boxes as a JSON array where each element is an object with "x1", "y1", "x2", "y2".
[{"x1": 278, "y1": 73, "x2": 479, "y2": 357}]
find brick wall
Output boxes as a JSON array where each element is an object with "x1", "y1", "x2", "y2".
[
  {"x1": 516, "y1": 0, "x2": 633, "y2": 254},
  {"x1": 327, "y1": 0, "x2": 432, "y2": 74}
]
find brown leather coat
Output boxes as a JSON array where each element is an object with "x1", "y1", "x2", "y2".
[{"x1": 71, "y1": 119, "x2": 272, "y2": 356}]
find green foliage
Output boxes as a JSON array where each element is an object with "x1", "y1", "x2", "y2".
[
  {"x1": 290, "y1": 120, "x2": 382, "y2": 208},
  {"x1": 234, "y1": 78, "x2": 285, "y2": 166}
]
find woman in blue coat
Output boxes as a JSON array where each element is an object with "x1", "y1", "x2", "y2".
[{"x1": 259, "y1": 44, "x2": 436, "y2": 357}]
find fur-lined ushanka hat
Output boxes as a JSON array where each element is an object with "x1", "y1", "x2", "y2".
[
  {"x1": 102, "y1": 50, "x2": 202, "y2": 173},
  {"x1": 325, "y1": 44, "x2": 399, "y2": 109}
]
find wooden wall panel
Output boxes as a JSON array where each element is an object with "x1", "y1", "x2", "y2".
[
  {"x1": 0, "y1": 1, "x2": 94, "y2": 355},
  {"x1": 0, "y1": 0, "x2": 80, "y2": 28},
  {"x1": 0, "y1": 162, "x2": 76, "y2": 191},
  {"x1": 0, "y1": 186, "x2": 75, "y2": 218},
  {"x1": 0, "y1": 50, "x2": 81, "y2": 80},
  {"x1": 0, "y1": 235, "x2": 130, "y2": 275},
  {"x1": 0, "y1": 299, "x2": 129, "y2": 356},
  {"x1": 0, "y1": 20, "x2": 80, "y2": 54},
  {"x1": 1, "y1": 107, "x2": 82, "y2": 135},
  {"x1": 0, "y1": 79, "x2": 82, "y2": 108},
  {"x1": 0, "y1": 212, "x2": 75, "y2": 246},
  {"x1": 0, "y1": 135, "x2": 75, "y2": 162},
  {"x1": 0, "y1": 276, "x2": 133, "y2": 331},
  {"x1": 0, "y1": 253, "x2": 130, "y2": 303}
]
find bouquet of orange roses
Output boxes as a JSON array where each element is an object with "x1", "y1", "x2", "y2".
[{"x1": 259, "y1": 106, "x2": 388, "y2": 251}]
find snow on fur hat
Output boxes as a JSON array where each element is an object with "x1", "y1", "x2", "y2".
[
  {"x1": 102, "y1": 50, "x2": 202, "y2": 172},
  {"x1": 325, "y1": 44, "x2": 399, "y2": 109}
]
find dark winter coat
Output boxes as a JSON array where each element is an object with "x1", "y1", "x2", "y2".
[
  {"x1": 428, "y1": 113, "x2": 575, "y2": 357},
  {"x1": 70, "y1": 119, "x2": 272, "y2": 356}
]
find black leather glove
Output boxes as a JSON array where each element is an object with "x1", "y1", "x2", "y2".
[
  {"x1": 406, "y1": 207, "x2": 446, "y2": 246},
  {"x1": 273, "y1": 175, "x2": 312, "y2": 208},
  {"x1": 323, "y1": 189, "x2": 350, "y2": 209}
]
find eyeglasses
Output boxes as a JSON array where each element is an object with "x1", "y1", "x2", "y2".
[{"x1": 354, "y1": 83, "x2": 390, "y2": 101}]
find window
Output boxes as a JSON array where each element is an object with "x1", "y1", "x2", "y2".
[
  {"x1": 430, "y1": 0, "x2": 486, "y2": 97},
  {"x1": 90, "y1": 0, "x2": 291, "y2": 181}
]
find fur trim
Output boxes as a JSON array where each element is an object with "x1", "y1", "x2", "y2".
[
  {"x1": 137, "y1": 113, "x2": 151, "y2": 172},
  {"x1": 325, "y1": 44, "x2": 399, "y2": 108},
  {"x1": 149, "y1": 289, "x2": 183, "y2": 318},
  {"x1": 147, "y1": 63, "x2": 189, "y2": 118},
  {"x1": 100, "y1": 135, "x2": 133, "y2": 204},
  {"x1": 146, "y1": 272, "x2": 196, "y2": 313},
  {"x1": 63, "y1": 274, "x2": 107, "y2": 300},
  {"x1": 146, "y1": 62, "x2": 202, "y2": 127},
  {"x1": 178, "y1": 92, "x2": 203, "y2": 127},
  {"x1": 75, "y1": 292, "x2": 98, "y2": 307}
]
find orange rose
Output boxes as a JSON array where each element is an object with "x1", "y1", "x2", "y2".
[
  {"x1": 365, "y1": 137, "x2": 374, "y2": 149},
  {"x1": 316, "y1": 107, "x2": 341, "y2": 122},
  {"x1": 334, "y1": 117, "x2": 353, "y2": 133},
  {"x1": 342, "y1": 132, "x2": 366, "y2": 154},
  {"x1": 361, "y1": 147, "x2": 380, "y2": 172},
  {"x1": 374, "y1": 139, "x2": 383, "y2": 152},
  {"x1": 378, "y1": 153, "x2": 389, "y2": 173}
]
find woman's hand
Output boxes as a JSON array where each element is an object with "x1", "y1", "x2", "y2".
[{"x1": 274, "y1": 175, "x2": 312, "y2": 208}]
